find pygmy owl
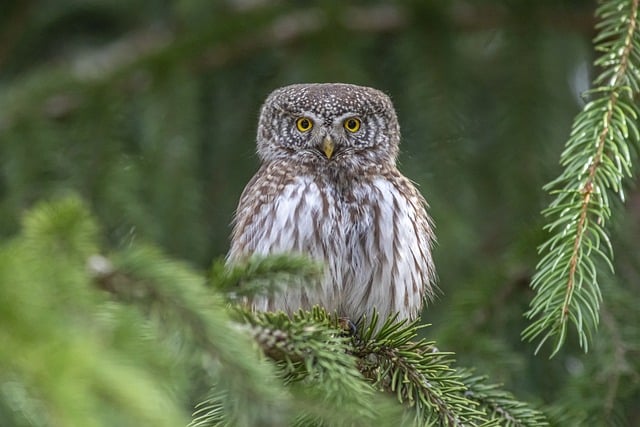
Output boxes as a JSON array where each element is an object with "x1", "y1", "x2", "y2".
[{"x1": 228, "y1": 83, "x2": 435, "y2": 323}]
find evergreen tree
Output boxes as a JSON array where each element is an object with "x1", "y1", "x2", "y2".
[{"x1": 1, "y1": 0, "x2": 638, "y2": 425}]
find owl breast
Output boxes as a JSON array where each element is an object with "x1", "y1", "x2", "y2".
[{"x1": 229, "y1": 165, "x2": 430, "y2": 322}]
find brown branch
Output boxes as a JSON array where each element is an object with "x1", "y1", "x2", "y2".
[
  {"x1": 355, "y1": 345, "x2": 464, "y2": 427},
  {"x1": 248, "y1": 324, "x2": 306, "y2": 363},
  {"x1": 560, "y1": 0, "x2": 639, "y2": 322}
]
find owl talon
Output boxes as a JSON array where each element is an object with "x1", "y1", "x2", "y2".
[{"x1": 338, "y1": 317, "x2": 358, "y2": 336}]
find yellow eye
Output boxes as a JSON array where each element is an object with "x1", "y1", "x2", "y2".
[
  {"x1": 295, "y1": 117, "x2": 313, "y2": 132},
  {"x1": 344, "y1": 117, "x2": 361, "y2": 133}
]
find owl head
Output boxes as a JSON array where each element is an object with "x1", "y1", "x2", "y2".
[{"x1": 256, "y1": 83, "x2": 401, "y2": 169}]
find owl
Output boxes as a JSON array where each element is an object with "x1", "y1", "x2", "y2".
[{"x1": 228, "y1": 83, "x2": 435, "y2": 324}]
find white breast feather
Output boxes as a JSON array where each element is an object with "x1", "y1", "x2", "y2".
[{"x1": 236, "y1": 175, "x2": 428, "y2": 321}]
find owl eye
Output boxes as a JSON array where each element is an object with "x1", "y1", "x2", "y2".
[
  {"x1": 344, "y1": 117, "x2": 361, "y2": 133},
  {"x1": 295, "y1": 117, "x2": 313, "y2": 132}
]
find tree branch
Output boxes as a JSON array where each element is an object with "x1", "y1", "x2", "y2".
[{"x1": 524, "y1": 0, "x2": 640, "y2": 356}]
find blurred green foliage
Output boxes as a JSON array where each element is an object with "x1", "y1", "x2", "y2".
[{"x1": 1, "y1": 0, "x2": 639, "y2": 425}]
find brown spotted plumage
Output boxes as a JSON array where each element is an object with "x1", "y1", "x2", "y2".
[{"x1": 228, "y1": 83, "x2": 435, "y2": 323}]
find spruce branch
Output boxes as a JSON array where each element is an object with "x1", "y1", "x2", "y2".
[
  {"x1": 224, "y1": 307, "x2": 548, "y2": 427},
  {"x1": 355, "y1": 317, "x2": 548, "y2": 426},
  {"x1": 523, "y1": 0, "x2": 640, "y2": 356},
  {"x1": 0, "y1": 197, "x2": 189, "y2": 426},
  {"x1": 353, "y1": 315, "x2": 489, "y2": 427},
  {"x1": 543, "y1": 280, "x2": 640, "y2": 425},
  {"x1": 238, "y1": 307, "x2": 396, "y2": 427},
  {"x1": 191, "y1": 388, "x2": 237, "y2": 427},
  {"x1": 91, "y1": 247, "x2": 291, "y2": 427},
  {"x1": 457, "y1": 370, "x2": 548, "y2": 427}
]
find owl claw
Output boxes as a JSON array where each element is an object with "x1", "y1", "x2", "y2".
[{"x1": 338, "y1": 317, "x2": 358, "y2": 336}]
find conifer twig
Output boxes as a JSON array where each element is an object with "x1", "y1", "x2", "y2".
[
  {"x1": 523, "y1": 0, "x2": 640, "y2": 356},
  {"x1": 458, "y1": 370, "x2": 549, "y2": 427},
  {"x1": 91, "y1": 246, "x2": 291, "y2": 426},
  {"x1": 229, "y1": 307, "x2": 548, "y2": 427},
  {"x1": 352, "y1": 315, "x2": 485, "y2": 426}
]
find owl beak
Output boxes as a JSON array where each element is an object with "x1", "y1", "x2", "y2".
[{"x1": 320, "y1": 136, "x2": 335, "y2": 159}]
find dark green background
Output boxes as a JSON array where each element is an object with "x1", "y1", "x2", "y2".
[{"x1": 1, "y1": 1, "x2": 638, "y2": 424}]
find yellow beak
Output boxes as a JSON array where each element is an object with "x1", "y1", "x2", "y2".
[{"x1": 320, "y1": 136, "x2": 335, "y2": 159}]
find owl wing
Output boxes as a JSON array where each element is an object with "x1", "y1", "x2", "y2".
[
  {"x1": 228, "y1": 162, "x2": 330, "y2": 262},
  {"x1": 227, "y1": 161, "x2": 339, "y2": 313},
  {"x1": 344, "y1": 171, "x2": 435, "y2": 321}
]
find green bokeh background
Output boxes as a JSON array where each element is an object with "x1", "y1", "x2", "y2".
[{"x1": 1, "y1": 0, "x2": 639, "y2": 423}]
